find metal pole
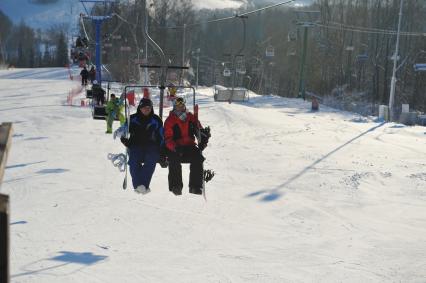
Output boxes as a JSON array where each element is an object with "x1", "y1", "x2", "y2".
[
  {"x1": 181, "y1": 24, "x2": 186, "y2": 85},
  {"x1": 230, "y1": 16, "x2": 247, "y2": 103},
  {"x1": 389, "y1": 0, "x2": 404, "y2": 121},
  {"x1": 196, "y1": 48, "x2": 199, "y2": 89},
  {"x1": 298, "y1": 26, "x2": 308, "y2": 100},
  {"x1": 144, "y1": 7, "x2": 148, "y2": 85},
  {"x1": 94, "y1": 19, "x2": 102, "y2": 83},
  {"x1": 141, "y1": 0, "x2": 167, "y2": 119}
]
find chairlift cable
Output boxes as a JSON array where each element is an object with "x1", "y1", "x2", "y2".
[
  {"x1": 159, "y1": 0, "x2": 296, "y2": 29},
  {"x1": 80, "y1": 14, "x2": 91, "y2": 42},
  {"x1": 239, "y1": 0, "x2": 295, "y2": 17},
  {"x1": 316, "y1": 22, "x2": 426, "y2": 37},
  {"x1": 326, "y1": 21, "x2": 426, "y2": 35}
]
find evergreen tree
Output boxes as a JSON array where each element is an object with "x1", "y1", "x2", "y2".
[
  {"x1": 55, "y1": 32, "x2": 68, "y2": 66},
  {"x1": 0, "y1": 11, "x2": 13, "y2": 64},
  {"x1": 43, "y1": 43, "x2": 51, "y2": 67}
]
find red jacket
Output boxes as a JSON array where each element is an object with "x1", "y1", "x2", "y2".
[{"x1": 164, "y1": 110, "x2": 201, "y2": 151}]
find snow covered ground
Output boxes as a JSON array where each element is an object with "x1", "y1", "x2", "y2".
[{"x1": 1, "y1": 67, "x2": 426, "y2": 282}]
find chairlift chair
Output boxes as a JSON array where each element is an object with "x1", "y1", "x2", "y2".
[
  {"x1": 236, "y1": 66, "x2": 246, "y2": 75},
  {"x1": 356, "y1": 54, "x2": 369, "y2": 62},
  {"x1": 287, "y1": 31, "x2": 297, "y2": 42},
  {"x1": 123, "y1": 84, "x2": 197, "y2": 118},
  {"x1": 266, "y1": 45, "x2": 275, "y2": 57},
  {"x1": 223, "y1": 68, "x2": 231, "y2": 77},
  {"x1": 414, "y1": 63, "x2": 426, "y2": 72},
  {"x1": 236, "y1": 56, "x2": 246, "y2": 75},
  {"x1": 92, "y1": 81, "x2": 122, "y2": 120}
]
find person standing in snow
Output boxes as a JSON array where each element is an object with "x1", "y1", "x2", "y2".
[
  {"x1": 88, "y1": 66, "x2": 96, "y2": 84},
  {"x1": 120, "y1": 98, "x2": 165, "y2": 194},
  {"x1": 105, "y1": 93, "x2": 125, "y2": 134},
  {"x1": 80, "y1": 66, "x2": 89, "y2": 86},
  {"x1": 164, "y1": 97, "x2": 208, "y2": 196}
]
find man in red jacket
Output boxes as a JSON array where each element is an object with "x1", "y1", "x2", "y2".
[{"x1": 164, "y1": 97, "x2": 206, "y2": 195}]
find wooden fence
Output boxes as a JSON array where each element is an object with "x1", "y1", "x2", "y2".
[{"x1": 0, "y1": 122, "x2": 13, "y2": 283}]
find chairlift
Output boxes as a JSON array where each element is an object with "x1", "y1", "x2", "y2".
[
  {"x1": 252, "y1": 66, "x2": 260, "y2": 74},
  {"x1": 287, "y1": 31, "x2": 297, "y2": 42},
  {"x1": 414, "y1": 63, "x2": 426, "y2": 72},
  {"x1": 236, "y1": 56, "x2": 246, "y2": 75},
  {"x1": 356, "y1": 54, "x2": 368, "y2": 62},
  {"x1": 223, "y1": 68, "x2": 231, "y2": 77},
  {"x1": 266, "y1": 45, "x2": 275, "y2": 57},
  {"x1": 389, "y1": 54, "x2": 400, "y2": 61},
  {"x1": 120, "y1": 46, "x2": 131, "y2": 52},
  {"x1": 236, "y1": 66, "x2": 246, "y2": 75}
]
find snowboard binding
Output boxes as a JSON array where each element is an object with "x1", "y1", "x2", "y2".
[
  {"x1": 203, "y1": 169, "x2": 215, "y2": 183},
  {"x1": 107, "y1": 153, "x2": 127, "y2": 172}
]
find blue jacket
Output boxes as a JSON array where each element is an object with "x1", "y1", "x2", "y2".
[{"x1": 127, "y1": 111, "x2": 164, "y2": 148}]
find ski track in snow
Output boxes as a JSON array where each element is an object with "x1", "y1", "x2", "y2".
[{"x1": 1, "y1": 67, "x2": 426, "y2": 282}]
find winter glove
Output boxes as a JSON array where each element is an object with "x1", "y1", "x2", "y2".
[
  {"x1": 159, "y1": 154, "x2": 168, "y2": 168},
  {"x1": 198, "y1": 126, "x2": 211, "y2": 151},
  {"x1": 198, "y1": 142, "x2": 207, "y2": 151},
  {"x1": 120, "y1": 137, "x2": 130, "y2": 147},
  {"x1": 113, "y1": 124, "x2": 127, "y2": 140}
]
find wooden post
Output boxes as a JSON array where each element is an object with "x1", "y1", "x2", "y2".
[
  {"x1": 0, "y1": 194, "x2": 9, "y2": 283},
  {"x1": 0, "y1": 123, "x2": 13, "y2": 183},
  {"x1": 0, "y1": 122, "x2": 13, "y2": 283}
]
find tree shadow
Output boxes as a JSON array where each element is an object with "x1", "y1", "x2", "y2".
[
  {"x1": 36, "y1": 168, "x2": 69, "y2": 174},
  {"x1": 11, "y1": 220, "x2": 27, "y2": 225},
  {"x1": 50, "y1": 251, "x2": 108, "y2": 265},
  {"x1": 11, "y1": 251, "x2": 108, "y2": 279},
  {"x1": 24, "y1": 137, "x2": 49, "y2": 141},
  {"x1": 246, "y1": 122, "x2": 386, "y2": 202},
  {"x1": 390, "y1": 124, "x2": 405, "y2": 129},
  {"x1": 6, "y1": 161, "x2": 46, "y2": 170}
]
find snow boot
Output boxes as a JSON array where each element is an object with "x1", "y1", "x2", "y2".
[
  {"x1": 189, "y1": 187, "x2": 202, "y2": 195},
  {"x1": 135, "y1": 185, "x2": 150, "y2": 194}
]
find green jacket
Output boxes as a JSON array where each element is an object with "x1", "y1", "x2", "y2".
[{"x1": 106, "y1": 98, "x2": 124, "y2": 116}]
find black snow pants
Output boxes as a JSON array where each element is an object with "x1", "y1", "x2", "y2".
[{"x1": 167, "y1": 145, "x2": 205, "y2": 195}]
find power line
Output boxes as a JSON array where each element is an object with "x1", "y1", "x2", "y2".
[
  {"x1": 316, "y1": 22, "x2": 426, "y2": 37},
  {"x1": 164, "y1": 0, "x2": 296, "y2": 29}
]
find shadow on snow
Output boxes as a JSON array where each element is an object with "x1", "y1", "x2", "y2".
[
  {"x1": 11, "y1": 251, "x2": 108, "y2": 279},
  {"x1": 246, "y1": 122, "x2": 386, "y2": 202}
]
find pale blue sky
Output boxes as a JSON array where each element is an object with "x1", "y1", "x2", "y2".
[{"x1": 0, "y1": 0, "x2": 314, "y2": 29}]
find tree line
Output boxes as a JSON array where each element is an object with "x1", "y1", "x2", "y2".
[
  {"x1": 0, "y1": 10, "x2": 68, "y2": 68},
  {"x1": 86, "y1": 0, "x2": 426, "y2": 113},
  {"x1": 2, "y1": 0, "x2": 426, "y2": 113}
]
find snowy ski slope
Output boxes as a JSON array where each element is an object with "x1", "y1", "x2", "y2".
[{"x1": 1, "y1": 67, "x2": 426, "y2": 282}]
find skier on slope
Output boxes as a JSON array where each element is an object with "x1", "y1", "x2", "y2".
[
  {"x1": 105, "y1": 93, "x2": 125, "y2": 134},
  {"x1": 80, "y1": 66, "x2": 89, "y2": 86},
  {"x1": 164, "y1": 97, "x2": 209, "y2": 196},
  {"x1": 120, "y1": 98, "x2": 166, "y2": 194},
  {"x1": 88, "y1": 66, "x2": 96, "y2": 84}
]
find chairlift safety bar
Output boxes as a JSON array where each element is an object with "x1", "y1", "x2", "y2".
[{"x1": 123, "y1": 85, "x2": 196, "y2": 118}]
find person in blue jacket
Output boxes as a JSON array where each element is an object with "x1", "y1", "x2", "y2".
[{"x1": 120, "y1": 98, "x2": 165, "y2": 194}]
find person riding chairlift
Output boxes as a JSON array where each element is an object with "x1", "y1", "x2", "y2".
[{"x1": 164, "y1": 97, "x2": 209, "y2": 196}]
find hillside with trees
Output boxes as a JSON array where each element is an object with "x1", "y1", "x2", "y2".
[{"x1": 2, "y1": 0, "x2": 426, "y2": 113}]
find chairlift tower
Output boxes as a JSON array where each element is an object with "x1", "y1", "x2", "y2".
[
  {"x1": 230, "y1": 15, "x2": 248, "y2": 103},
  {"x1": 388, "y1": 0, "x2": 404, "y2": 121},
  {"x1": 294, "y1": 10, "x2": 320, "y2": 100},
  {"x1": 79, "y1": 0, "x2": 114, "y2": 84}
]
